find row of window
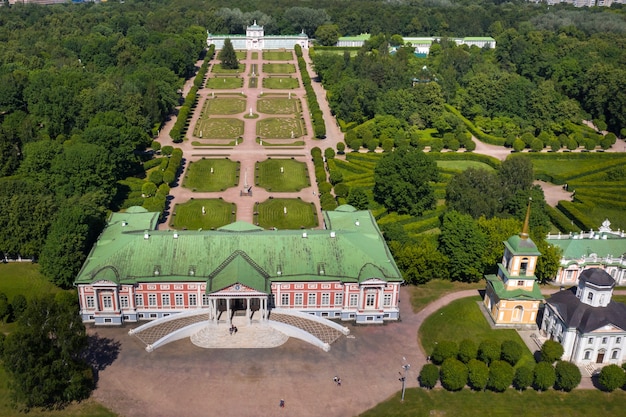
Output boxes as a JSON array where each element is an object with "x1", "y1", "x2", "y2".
[
  {"x1": 280, "y1": 293, "x2": 392, "y2": 308},
  {"x1": 583, "y1": 349, "x2": 621, "y2": 360},
  {"x1": 588, "y1": 336, "x2": 622, "y2": 345}
]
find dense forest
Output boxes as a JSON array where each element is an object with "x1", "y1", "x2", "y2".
[{"x1": 1, "y1": 0, "x2": 625, "y2": 289}]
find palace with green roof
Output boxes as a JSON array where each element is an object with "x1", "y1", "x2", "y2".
[
  {"x1": 483, "y1": 201, "x2": 544, "y2": 327},
  {"x1": 75, "y1": 206, "x2": 403, "y2": 326},
  {"x1": 207, "y1": 21, "x2": 308, "y2": 50}
]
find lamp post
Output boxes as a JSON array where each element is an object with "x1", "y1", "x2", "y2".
[{"x1": 399, "y1": 361, "x2": 410, "y2": 402}]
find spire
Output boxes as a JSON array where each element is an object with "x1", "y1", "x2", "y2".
[{"x1": 520, "y1": 197, "x2": 532, "y2": 239}]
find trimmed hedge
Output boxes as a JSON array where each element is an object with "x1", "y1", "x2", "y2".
[
  {"x1": 546, "y1": 205, "x2": 580, "y2": 233},
  {"x1": 445, "y1": 104, "x2": 506, "y2": 146},
  {"x1": 295, "y1": 44, "x2": 326, "y2": 138},
  {"x1": 557, "y1": 201, "x2": 596, "y2": 231}
]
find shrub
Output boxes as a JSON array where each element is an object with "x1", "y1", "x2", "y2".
[
  {"x1": 458, "y1": 339, "x2": 477, "y2": 364},
  {"x1": 513, "y1": 138, "x2": 525, "y2": 152},
  {"x1": 311, "y1": 147, "x2": 322, "y2": 159},
  {"x1": 478, "y1": 339, "x2": 500, "y2": 365},
  {"x1": 149, "y1": 170, "x2": 163, "y2": 185},
  {"x1": 598, "y1": 364, "x2": 625, "y2": 392},
  {"x1": 318, "y1": 181, "x2": 332, "y2": 194},
  {"x1": 467, "y1": 359, "x2": 489, "y2": 391},
  {"x1": 162, "y1": 170, "x2": 176, "y2": 185},
  {"x1": 440, "y1": 358, "x2": 467, "y2": 391},
  {"x1": 554, "y1": 361, "x2": 581, "y2": 392},
  {"x1": 533, "y1": 362, "x2": 556, "y2": 391},
  {"x1": 324, "y1": 147, "x2": 335, "y2": 160},
  {"x1": 10, "y1": 294, "x2": 27, "y2": 321},
  {"x1": 500, "y1": 340, "x2": 524, "y2": 366},
  {"x1": 418, "y1": 363, "x2": 439, "y2": 389},
  {"x1": 161, "y1": 146, "x2": 174, "y2": 156},
  {"x1": 487, "y1": 360, "x2": 514, "y2": 392},
  {"x1": 151, "y1": 141, "x2": 161, "y2": 151},
  {"x1": 431, "y1": 341, "x2": 458, "y2": 365},
  {"x1": 513, "y1": 366, "x2": 534, "y2": 391},
  {"x1": 142, "y1": 182, "x2": 157, "y2": 197},
  {"x1": 334, "y1": 183, "x2": 349, "y2": 198},
  {"x1": 540, "y1": 340, "x2": 564, "y2": 363},
  {"x1": 337, "y1": 142, "x2": 346, "y2": 154}
]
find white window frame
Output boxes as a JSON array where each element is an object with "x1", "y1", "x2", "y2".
[
  {"x1": 335, "y1": 293, "x2": 343, "y2": 306},
  {"x1": 162, "y1": 294, "x2": 170, "y2": 306},
  {"x1": 189, "y1": 294, "x2": 197, "y2": 306},
  {"x1": 366, "y1": 293, "x2": 375, "y2": 307},
  {"x1": 281, "y1": 293, "x2": 290, "y2": 306},
  {"x1": 135, "y1": 294, "x2": 144, "y2": 306},
  {"x1": 148, "y1": 294, "x2": 157, "y2": 306},
  {"x1": 295, "y1": 293, "x2": 303, "y2": 306},
  {"x1": 349, "y1": 294, "x2": 358, "y2": 307},
  {"x1": 307, "y1": 293, "x2": 316, "y2": 307},
  {"x1": 86, "y1": 296, "x2": 95, "y2": 309},
  {"x1": 383, "y1": 294, "x2": 392, "y2": 307},
  {"x1": 175, "y1": 293, "x2": 184, "y2": 306},
  {"x1": 321, "y1": 293, "x2": 330, "y2": 306},
  {"x1": 119, "y1": 296, "x2": 129, "y2": 309},
  {"x1": 102, "y1": 295, "x2": 113, "y2": 310},
  {"x1": 202, "y1": 294, "x2": 210, "y2": 306}
]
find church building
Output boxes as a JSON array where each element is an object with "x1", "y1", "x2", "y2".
[
  {"x1": 74, "y1": 206, "x2": 402, "y2": 326},
  {"x1": 483, "y1": 201, "x2": 544, "y2": 327},
  {"x1": 541, "y1": 268, "x2": 626, "y2": 367}
]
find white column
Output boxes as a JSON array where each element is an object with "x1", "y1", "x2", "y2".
[
  {"x1": 246, "y1": 297, "x2": 251, "y2": 324},
  {"x1": 226, "y1": 298, "x2": 231, "y2": 325},
  {"x1": 359, "y1": 286, "x2": 364, "y2": 310}
]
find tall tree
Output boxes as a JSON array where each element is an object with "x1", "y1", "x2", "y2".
[
  {"x1": 373, "y1": 147, "x2": 438, "y2": 215},
  {"x1": 218, "y1": 38, "x2": 239, "y2": 70},
  {"x1": 446, "y1": 168, "x2": 502, "y2": 219},
  {"x1": 439, "y1": 211, "x2": 488, "y2": 282},
  {"x1": 2, "y1": 293, "x2": 93, "y2": 408}
]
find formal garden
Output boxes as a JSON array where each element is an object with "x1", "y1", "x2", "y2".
[
  {"x1": 169, "y1": 198, "x2": 236, "y2": 230},
  {"x1": 262, "y1": 51, "x2": 293, "y2": 61},
  {"x1": 262, "y1": 76, "x2": 299, "y2": 89},
  {"x1": 201, "y1": 97, "x2": 246, "y2": 115},
  {"x1": 182, "y1": 158, "x2": 240, "y2": 192},
  {"x1": 257, "y1": 97, "x2": 301, "y2": 114},
  {"x1": 205, "y1": 76, "x2": 244, "y2": 89},
  {"x1": 257, "y1": 117, "x2": 304, "y2": 139},
  {"x1": 193, "y1": 117, "x2": 244, "y2": 139},
  {"x1": 211, "y1": 63, "x2": 245, "y2": 74},
  {"x1": 254, "y1": 198, "x2": 318, "y2": 229},
  {"x1": 255, "y1": 158, "x2": 310, "y2": 192}
]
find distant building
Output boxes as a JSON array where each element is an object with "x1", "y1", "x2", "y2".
[
  {"x1": 541, "y1": 268, "x2": 626, "y2": 367},
  {"x1": 207, "y1": 21, "x2": 308, "y2": 50},
  {"x1": 483, "y1": 201, "x2": 544, "y2": 328},
  {"x1": 75, "y1": 205, "x2": 402, "y2": 326},
  {"x1": 335, "y1": 34, "x2": 496, "y2": 56},
  {"x1": 547, "y1": 219, "x2": 626, "y2": 287},
  {"x1": 529, "y1": 0, "x2": 625, "y2": 7}
]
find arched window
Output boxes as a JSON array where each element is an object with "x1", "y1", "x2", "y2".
[
  {"x1": 512, "y1": 305, "x2": 524, "y2": 322},
  {"x1": 520, "y1": 258, "x2": 529, "y2": 275},
  {"x1": 584, "y1": 350, "x2": 591, "y2": 360},
  {"x1": 611, "y1": 350, "x2": 620, "y2": 360}
]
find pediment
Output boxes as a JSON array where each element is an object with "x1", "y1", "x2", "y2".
[
  {"x1": 211, "y1": 283, "x2": 266, "y2": 296},
  {"x1": 590, "y1": 323, "x2": 625, "y2": 333}
]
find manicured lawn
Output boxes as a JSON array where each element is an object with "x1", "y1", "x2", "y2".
[
  {"x1": 182, "y1": 158, "x2": 239, "y2": 192},
  {"x1": 262, "y1": 77, "x2": 299, "y2": 89},
  {"x1": 612, "y1": 294, "x2": 626, "y2": 304},
  {"x1": 203, "y1": 97, "x2": 246, "y2": 115},
  {"x1": 235, "y1": 51, "x2": 247, "y2": 60},
  {"x1": 419, "y1": 296, "x2": 535, "y2": 368},
  {"x1": 249, "y1": 77, "x2": 258, "y2": 88},
  {"x1": 409, "y1": 279, "x2": 484, "y2": 312},
  {"x1": 251, "y1": 52, "x2": 258, "y2": 60},
  {"x1": 263, "y1": 51, "x2": 293, "y2": 61},
  {"x1": 262, "y1": 63, "x2": 296, "y2": 74},
  {"x1": 255, "y1": 198, "x2": 318, "y2": 229},
  {"x1": 170, "y1": 199, "x2": 236, "y2": 230},
  {"x1": 257, "y1": 117, "x2": 303, "y2": 138},
  {"x1": 359, "y1": 388, "x2": 626, "y2": 417},
  {"x1": 0, "y1": 263, "x2": 60, "y2": 301},
  {"x1": 206, "y1": 77, "x2": 244, "y2": 89},
  {"x1": 257, "y1": 97, "x2": 300, "y2": 114},
  {"x1": 194, "y1": 118, "x2": 243, "y2": 139},
  {"x1": 211, "y1": 63, "x2": 245, "y2": 74},
  {"x1": 255, "y1": 158, "x2": 310, "y2": 192}
]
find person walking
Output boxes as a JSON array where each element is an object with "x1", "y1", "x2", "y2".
[{"x1": 279, "y1": 399, "x2": 285, "y2": 408}]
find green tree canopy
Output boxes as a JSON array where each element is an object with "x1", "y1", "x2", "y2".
[
  {"x1": 218, "y1": 38, "x2": 239, "y2": 70},
  {"x1": 373, "y1": 147, "x2": 438, "y2": 215},
  {"x1": 554, "y1": 361, "x2": 581, "y2": 392},
  {"x1": 439, "y1": 211, "x2": 488, "y2": 282}
]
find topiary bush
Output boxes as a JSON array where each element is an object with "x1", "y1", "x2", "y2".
[
  {"x1": 513, "y1": 366, "x2": 534, "y2": 391},
  {"x1": 467, "y1": 359, "x2": 489, "y2": 391},
  {"x1": 418, "y1": 363, "x2": 439, "y2": 389},
  {"x1": 533, "y1": 361, "x2": 556, "y2": 391},
  {"x1": 540, "y1": 340, "x2": 564, "y2": 363},
  {"x1": 500, "y1": 340, "x2": 524, "y2": 366},
  {"x1": 440, "y1": 358, "x2": 467, "y2": 391},
  {"x1": 554, "y1": 361, "x2": 581, "y2": 392},
  {"x1": 487, "y1": 360, "x2": 514, "y2": 392},
  {"x1": 598, "y1": 364, "x2": 625, "y2": 392},
  {"x1": 458, "y1": 339, "x2": 477, "y2": 364},
  {"x1": 478, "y1": 339, "x2": 500, "y2": 365},
  {"x1": 431, "y1": 341, "x2": 459, "y2": 365}
]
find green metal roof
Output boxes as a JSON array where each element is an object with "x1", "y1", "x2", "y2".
[
  {"x1": 75, "y1": 208, "x2": 402, "y2": 287},
  {"x1": 486, "y1": 275, "x2": 544, "y2": 301},
  {"x1": 504, "y1": 235, "x2": 541, "y2": 256},
  {"x1": 547, "y1": 237, "x2": 626, "y2": 260},
  {"x1": 338, "y1": 34, "x2": 371, "y2": 41}
]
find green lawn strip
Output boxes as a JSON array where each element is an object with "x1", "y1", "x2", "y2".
[
  {"x1": 170, "y1": 199, "x2": 235, "y2": 230},
  {"x1": 262, "y1": 51, "x2": 293, "y2": 61},
  {"x1": 203, "y1": 98, "x2": 246, "y2": 115},
  {"x1": 235, "y1": 51, "x2": 247, "y2": 60},
  {"x1": 257, "y1": 117, "x2": 303, "y2": 138},
  {"x1": 262, "y1": 77, "x2": 299, "y2": 89},
  {"x1": 262, "y1": 63, "x2": 296, "y2": 74},
  {"x1": 257, "y1": 97, "x2": 300, "y2": 114},
  {"x1": 191, "y1": 140, "x2": 238, "y2": 147},
  {"x1": 419, "y1": 295, "x2": 534, "y2": 368},
  {"x1": 409, "y1": 280, "x2": 484, "y2": 313},
  {"x1": 255, "y1": 198, "x2": 318, "y2": 229},
  {"x1": 358, "y1": 389, "x2": 626, "y2": 417},
  {"x1": 211, "y1": 63, "x2": 245, "y2": 74},
  {"x1": 257, "y1": 139, "x2": 305, "y2": 147},
  {"x1": 205, "y1": 77, "x2": 244, "y2": 89},
  {"x1": 612, "y1": 295, "x2": 626, "y2": 304},
  {"x1": 194, "y1": 118, "x2": 243, "y2": 139},
  {"x1": 255, "y1": 158, "x2": 310, "y2": 192},
  {"x1": 249, "y1": 77, "x2": 258, "y2": 88},
  {"x1": 182, "y1": 158, "x2": 239, "y2": 192},
  {"x1": 436, "y1": 160, "x2": 495, "y2": 172}
]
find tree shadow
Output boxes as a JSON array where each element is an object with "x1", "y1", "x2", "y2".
[{"x1": 82, "y1": 334, "x2": 121, "y2": 385}]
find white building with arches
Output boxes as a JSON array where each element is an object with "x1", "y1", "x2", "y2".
[{"x1": 541, "y1": 268, "x2": 626, "y2": 367}]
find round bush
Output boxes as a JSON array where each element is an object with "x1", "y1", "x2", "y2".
[
  {"x1": 457, "y1": 339, "x2": 477, "y2": 364},
  {"x1": 418, "y1": 363, "x2": 439, "y2": 389},
  {"x1": 513, "y1": 366, "x2": 534, "y2": 391},
  {"x1": 440, "y1": 358, "x2": 467, "y2": 391},
  {"x1": 540, "y1": 340, "x2": 564, "y2": 363},
  {"x1": 337, "y1": 142, "x2": 346, "y2": 154},
  {"x1": 478, "y1": 339, "x2": 501, "y2": 365},
  {"x1": 334, "y1": 183, "x2": 349, "y2": 198},
  {"x1": 318, "y1": 181, "x2": 332, "y2": 194},
  {"x1": 554, "y1": 361, "x2": 581, "y2": 392},
  {"x1": 500, "y1": 340, "x2": 524, "y2": 366},
  {"x1": 431, "y1": 341, "x2": 458, "y2": 365},
  {"x1": 487, "y1": 360, "x2": 514, "y2": 392},
  {"x1": 328, "y1": 170, "x2": 343, "y2": 185},
  {"x1": 598, "y1": 364, "x2": 625, "y2": 392},
  {"x1": 324, "y1": 147, "x2": 335, "y2": 160},
  {"x1": 467, "y1": 359, "x2": 489, "y2": 391},
  {"x1": 533, "y1": 361, "x2": 556, "y2": 391}
]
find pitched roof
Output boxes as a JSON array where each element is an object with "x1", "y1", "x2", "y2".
[
  {"x1": 75, "y1": 208, "x2": 402, "y2": 287},
  {"x1": 547, "y1": 236, "x2": 626, "y2": 261},
  {"x1": 485, "y1": 274, "x2": 544, "y2": 301},
  {"x1": 579, "y1": 268, "x2": 616, "y2": 288},
  {"x1": 547, "y1": 287, "x2": 626, "y2": 333},
  {"x1": 504, "y1": 235, "x2": 541, "y2": 256}
]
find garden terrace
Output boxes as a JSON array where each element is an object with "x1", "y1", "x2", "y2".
[
  {"x1": 262, "y1": 51, "x2": 293, "y2": 61},
  {"x1": 202, "y1": 97, "x2": 246, "y2": 115},
  {"x1": 257, "y1": 97, "x2": 301, "y2": 114},
  {"x1": 206, "y1": 77, "x2": 244, "y2": 89},
  {"x1": 169, "y1": 199, "x2": 236, "y2": 230},
  {"x1": 255, "y1": 158, "x2": 310, "y2": 192},
  {"x1": 254, "y1": 198, "x2": 318, "y2": 229},
  {"x1": 262, "y1": 76, "x2": 299, "y2": 89},
  {"x1": 211, "y1": 63, "x2": 246, "y2": 74},
  {"x1": 262, "y1": 63, "x2": 296, "y2": 74},
  {"x1": 193, "y1": 118, "x2": 243, "y2": 139},
  {"x1": 257, "y1": 117, "x2": 304, "y2": 139}
]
